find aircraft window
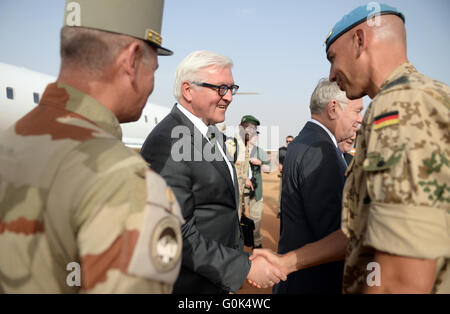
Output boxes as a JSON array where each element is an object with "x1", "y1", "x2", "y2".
[
  {"x1": 6, "y1": 87, "x2": 14, "y2": 100},
  {"x1": 144, "y1": 115, "x2": 148, "y2": 123},
  {"x1": 154, "y1": 117, "x2": 158, "y2": 125},
  {"x1": 33, "y1": 92, "x2": 40, "y2": 104}
]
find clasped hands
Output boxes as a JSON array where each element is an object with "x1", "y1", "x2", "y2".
[{"x1": 246, "y1": 249, "x2": 289, "y2": 289}]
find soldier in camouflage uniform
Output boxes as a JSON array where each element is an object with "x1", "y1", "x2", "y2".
[
  {"x1": 244, "y1": 123, "x2": 271, "y2": 249},
  {"x1": 0, "y1": 0, "x2": 183, "y2": 293},
  {"x1": 234, "y1": 116, "x2": 254, "y2": 221},
  {"x1": 249, "y1": 4, "x2": 449, "y2": 293},
  {"x1": 326, "y1": 4, "x2": 449, "y2": 294},
  {"x1": 234, "y1": 115, "x2": 270, "y2": 248}
]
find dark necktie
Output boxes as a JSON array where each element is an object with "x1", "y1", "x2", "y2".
[
  {"x1": 336, "y1": 145, "x2": 348, "y2": 168},
  {"x1": 206, "y1": 125, "x2": 217, "y2": 149}
]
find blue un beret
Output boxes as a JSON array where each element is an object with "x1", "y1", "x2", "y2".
[{"x1": 325, "y1": 3, "x2": 405, "y2": 52}]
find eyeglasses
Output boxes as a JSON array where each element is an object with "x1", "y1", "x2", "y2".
[{"x1": 192, "y1": 82, "x2": 239, "y2": 96}]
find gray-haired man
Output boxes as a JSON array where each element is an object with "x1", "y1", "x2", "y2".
[
  {"x1": 141, "y1": 50, "x2": 286, "y2": 293},
  {"x1": 253, "y1": 78, "x2": 362, "y2": 294}
]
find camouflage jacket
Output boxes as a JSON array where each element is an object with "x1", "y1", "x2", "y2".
[
  {"x1": 234, "y1": 134, "x2": 250, "y2": 202},
  {"x1": 342, "y1": 63, "x2": 449, "y2": 293},
  {"x1": 0, "y1": 82, "x2": 183, "y2": 293}
]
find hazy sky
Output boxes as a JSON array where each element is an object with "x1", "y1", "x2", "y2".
[{"x1": 0, "y1": 0, "x2": 449, "y2": 149}]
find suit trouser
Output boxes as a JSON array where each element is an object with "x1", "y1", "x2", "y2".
[{"x1": 244, "y1": 196, "x2": 264, "y2": 247}]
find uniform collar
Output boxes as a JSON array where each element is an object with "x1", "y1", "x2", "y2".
[
  {"x1": 379, "y1": 62, "x2": 417, "y2": 91},
  {"x1": 47, "y1": 82, "x2": 123, "y2": 140}
]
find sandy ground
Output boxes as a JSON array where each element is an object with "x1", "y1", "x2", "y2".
[{"x1": 237, "y1": 171, "x2": 281, "y2": 294}]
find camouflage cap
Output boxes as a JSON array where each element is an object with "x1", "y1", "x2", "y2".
[
  {"x1": 240, "y1": 115, "x2": 260, "y2": 126},
  {"x1": 325, "y1": 3, "x2": 405, "y2": 52},
  {"x1": 63, "y1": 0, "x2": 173, "y2": 56}
]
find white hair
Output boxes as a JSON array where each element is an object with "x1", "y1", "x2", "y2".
[
  {"x1": 309, "y1": 78, "x2": 348, "y2": 115},
  {"x1": 173, "y1": 50, "x2": 233, "y2": 101}
]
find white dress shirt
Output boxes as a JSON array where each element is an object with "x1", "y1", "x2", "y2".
[{"x1": 177, "y1": 104, "x2": 235, "y2": 184}]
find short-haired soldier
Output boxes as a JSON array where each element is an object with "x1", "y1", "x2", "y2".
[{"x1": 0, "y1": 0, "x2": 183, "y2": 293}]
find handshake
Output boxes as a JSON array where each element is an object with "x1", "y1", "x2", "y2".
[{"x1": 246, "y1": 249, "x2": 293, "y2": 289}]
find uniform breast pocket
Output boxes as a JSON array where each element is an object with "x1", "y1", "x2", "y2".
[
  {"x1": 362, "y1": 142, "x2": 407, "y2": 209},
  {"x1": 363, "y1": 143, "x2": 405, "y2": 172}
]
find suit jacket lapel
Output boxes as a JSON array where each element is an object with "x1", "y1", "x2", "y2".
[
  {"x1": 221, "y1": 138, "x2": 240, "y2": 209},
  {"x1": 203, "y1": 135, "x2": 236, "y2": 200},
  {"x1": 170, "y1": 105, "x2": 237, "y2": 206}
]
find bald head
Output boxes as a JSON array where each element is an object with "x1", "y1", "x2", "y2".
[
  {"x1": 328, "y1": 14, "x2": 408, "y2": 99},
  {"x1": 358, "y1": 14, "x2": 406, "y2": 53}
]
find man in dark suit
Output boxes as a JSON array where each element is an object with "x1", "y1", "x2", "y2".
[
  {"x1": 140, "y1": 51, "x2": 286, "y2": 294},
  {"x1": 272, "y1": 79, "x2": 363, "y2": 294}
]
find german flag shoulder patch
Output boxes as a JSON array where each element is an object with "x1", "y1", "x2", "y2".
[{"x1": 373, "y1": 111, "x2": 399, "y2": 130}]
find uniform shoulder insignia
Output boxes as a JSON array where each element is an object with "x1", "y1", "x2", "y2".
[
  {"x1": 373, "y1": 111, "x2": 399, "y2": 130},
  {"x1": 127, "y1": 171, "x2": 183, "y2": 284},
  {"x1": 127, "y1": 209, "x2": 182, "y2": 284},
  {"x1": 150, "y1": 217, "x2": 182, "y2": 273}
]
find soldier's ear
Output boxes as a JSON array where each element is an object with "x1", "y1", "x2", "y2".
[
  {"x1": 354, "y1": 28, "x2": 367, "y2": 58},
  {"x1": 121, "y1": 42, "x2": 143, "y2": 85}
]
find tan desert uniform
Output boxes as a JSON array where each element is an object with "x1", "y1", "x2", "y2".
[
  {"x1": 341, "y1": 63, "x2": 450, "y2": 293},
  {"x1": 0, "y1": 83, "x2": 183, "y2": 293},
  {"x1": 234, "y1": 134, "x2": 250, "y2": 220}
]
